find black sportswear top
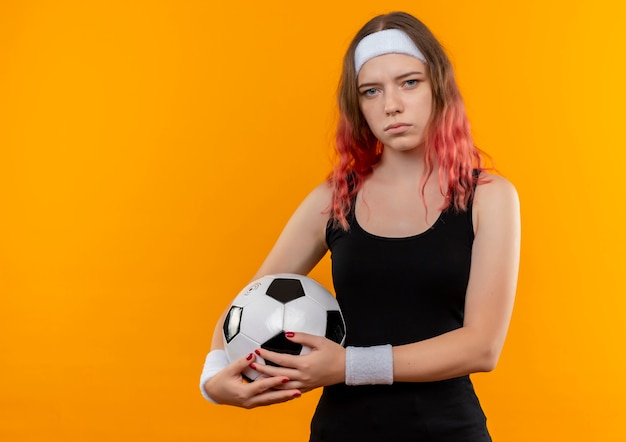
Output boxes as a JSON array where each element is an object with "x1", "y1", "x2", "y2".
[
  {"x1": 325, "y1": 201, "x2": 474, "y2": 348},
  {"x1": 310, "y1": 196, "x2": 491, "y2": 442}
]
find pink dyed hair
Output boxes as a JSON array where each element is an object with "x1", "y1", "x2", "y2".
[{"x1": 329, "y1": 12, "x2": 489, "y2": 229}]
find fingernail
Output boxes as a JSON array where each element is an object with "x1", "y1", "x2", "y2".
[
  {"x1": 281, "y1": 378, "x2": 289, "y2": 384},
  {"x1": 249, "y1": 363, "x2": 256, "y2": 370},
  {"x1": 254, "y1": 349, "x2": 261, "y2": 355},
  {"x1": 246, "y1": 353, "x2": 253, "y2": 361},
  {"x1": 293, "y1": 392, "x2": 301, "y2": 398},
  {"x1": 285, "y1": 332, "x2": 295, "y2": 338}
]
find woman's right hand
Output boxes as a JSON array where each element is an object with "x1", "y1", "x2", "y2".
[{"x1": 203, "y1": 352, "x2": 302, "y2": 409}]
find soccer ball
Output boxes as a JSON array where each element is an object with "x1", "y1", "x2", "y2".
[{"x1": 223, "y1": 273, "x2": 346, "y2": 381}]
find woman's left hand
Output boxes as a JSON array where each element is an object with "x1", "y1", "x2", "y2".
[{"x1": 251, "y1": 332, "x2": 346, "y2": 393}]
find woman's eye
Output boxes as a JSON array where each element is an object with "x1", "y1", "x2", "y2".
[
  {"x1": 404, "y1": 79, "x2": 419, "y2": 87},
  {"x1": 362, "y1": 88, "x2": 378, "y2": 97}
]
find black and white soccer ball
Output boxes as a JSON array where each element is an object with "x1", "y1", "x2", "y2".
[{"x1": 223, "y1": 273, "x2": 346, "y2": 381}]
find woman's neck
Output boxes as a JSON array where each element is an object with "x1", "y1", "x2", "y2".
[{"x1": 374, "y1": 145, "x2": 434, "y2": 185}]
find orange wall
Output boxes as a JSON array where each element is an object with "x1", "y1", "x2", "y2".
[{"x1": 1, "y1": 1, "x2": 624, "y2": 441}]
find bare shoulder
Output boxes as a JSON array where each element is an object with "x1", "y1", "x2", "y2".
[
  {"x1": 473, "y1": 173, "x2": 520, "y2": 233},
  {"x1": 294, "y1": 180, "x2": 334, "y2": 220},
  {"x1": 474, "y1": 172, "x2": 519, "y2": 208},
  {"x1": 293, "y1": 180, "x2": 334, "y2": 245},
  {"x1": 305, "y1": 180, "x2": 334, "y2": 205}
]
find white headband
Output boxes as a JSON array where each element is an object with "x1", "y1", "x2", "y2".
[{"x1": 354, "y1": 29, "x2": 427, "y2": 74}]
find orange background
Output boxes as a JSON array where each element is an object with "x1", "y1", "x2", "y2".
[{"x1": 1, "y1": 0, "x2": 624, "y2": 440}]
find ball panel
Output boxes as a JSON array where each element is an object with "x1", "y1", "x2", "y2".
[
  {"x1": 239, "y1": 297, "x2": 285, "y2": 343},
  {"x1": 326, "y1": 310, "x2": 346, "y2": 345},
  {"x1": 261, "y1": 333, "x2": 303, "y2": 366},
  {"x1": 283, "y1": 297, "x2": 327, "y2": 336},
  {"x1": 299, "y1": 277, "x2": 341, "y2": 311},
  {"x1": 223, "y1": 305, "x2": 243, "y2": 343},
  {"x1": 265, "y1": 277, "x2": 305, "y2": 303}
]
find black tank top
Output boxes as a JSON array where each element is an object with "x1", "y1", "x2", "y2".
[
  {"x1": 325, "y1": 200, "x2": 474, "y2": 347},
  {"x1": 310, "y1": 198, "x2": 491, "y2": 442}
]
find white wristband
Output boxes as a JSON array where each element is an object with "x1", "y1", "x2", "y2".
[
  {"x1": 345, "y1": 344, "x2": 394, "y2": 386},
  {"x1": 199, "y1": 349, "x2": 229, "y2": 403}
]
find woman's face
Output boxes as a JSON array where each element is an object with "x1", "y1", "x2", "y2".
[{"x1": 357, "y1": 53, "x2": 432, "y2": 152}]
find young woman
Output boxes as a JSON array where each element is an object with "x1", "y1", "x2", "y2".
[{"x1": 200, "y1": 11, "x2": 520, "y2": 441}]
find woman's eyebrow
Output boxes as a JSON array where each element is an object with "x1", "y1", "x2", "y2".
[{"x1": 358, "y1": 71, "x2": 425, "y2": 89}]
